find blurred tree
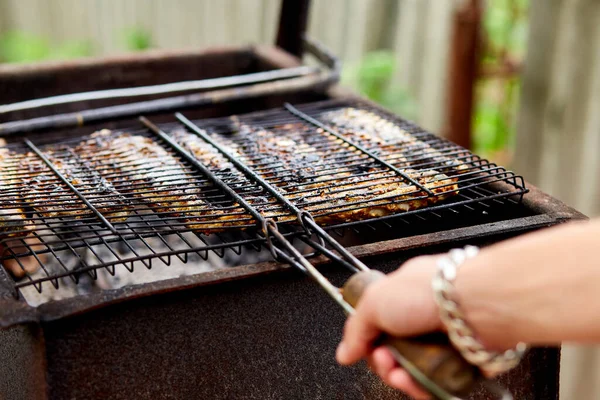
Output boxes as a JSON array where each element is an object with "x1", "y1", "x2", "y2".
[
  {"x1": 342, "y1": 50, "x2": 418, "y2": 121},
  {"x1": 0, "y1": 26, "x2": 153, "y2": 64},
  {"x1": 473, "y1": 0, "x2": 529, "y2": 163},
  {"x1": 0, "y1": 31, "x2": 92, "y2": 63},
  {"x1": 122, "y1": 28, "x2": 153, "y2": 51}
]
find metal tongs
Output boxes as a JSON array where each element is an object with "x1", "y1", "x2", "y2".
[
  {"x1": 141, "y1": 112, "x2": 514, "y2": 400},
  {"x1": 264, "y1": 212, "x2": 513, "y2": 400}
]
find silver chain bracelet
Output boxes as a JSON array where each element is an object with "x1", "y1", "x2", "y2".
[{"x1": 431, "y1": 245, "x2": 528, "y2": 375}]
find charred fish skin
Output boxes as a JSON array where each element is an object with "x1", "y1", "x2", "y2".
[
  {"x1": 225, "y1": 119, "x2": 459, "y2": 225},
  {"x1": 2, "y1": 142, "x2": 132, "y2": 224},
  {"x1": 17, "y1": 149, "x2": 132, "y2": 222},
  {"x1": 73, "y1": 129, "x2": 251, "y2": 233},
  {"x1": 0, "y1": 148, "x2": 34, "y2": 238},
  {"x1": 320, "y1": 107, "x2": 469, "y2": 174},
  {"x1": 169, "y1": 129, "x2": 290, "y2": 222},
  {"x1": 45, "y1": 150, "x2": 132, "y2": 222},
  {"x1": 0, "y1": 148, "x2": 42, "y2": 278},
  {"x1": 227, "y1": 122, "x2": 328, "y2": 191}
]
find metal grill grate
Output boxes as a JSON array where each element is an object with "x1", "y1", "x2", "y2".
[{"x1": 0, "y1": 99, "x2": 527, "y2": 297}]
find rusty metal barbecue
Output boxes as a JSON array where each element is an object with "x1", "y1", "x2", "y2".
[
  {"x1": 0, "y1": 98, "x2": 527, "y2": 399},
  {"x1": 0, "y1": 2, "x2": 575, "y2": 398}
]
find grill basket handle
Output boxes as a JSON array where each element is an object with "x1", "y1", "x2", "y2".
[{"x1": 342, "y1": 270, "x2": 481, "y2": 399}]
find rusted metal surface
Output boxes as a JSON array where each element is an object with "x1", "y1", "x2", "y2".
[
  {"x1": 0, "y1": 171, "x2": 585, "y2": 329},
  {"x1": 0, "y1": 46, "x2": 255, "y2": 121},
  {"x1": 0, "y1": 190, "x2": 577, "y2": 328},
  {"x1": 445, "y1": 0, "x2": 483, "y2": 149},
  {"x1": 0, "y1": 73, "x2": 333, "y2": 136},
  {"x1": 0, "y1": 39, "x2": 339, "y2": 137},
  {"x1": 0, "y1": 324, "x2": 47, "y2": 400},
  {"x1": 0, "y1": 66, "x2": 318, "y2": 115},
  {"x1": 36, "y1": 243, "x2": 559, "y2": 400},
  {"x1": 276, "y1": 0, "x2": 311, "y2": 57},
  {"x1": 0, "y1": 44, "x2": 324, "y2": 125}
]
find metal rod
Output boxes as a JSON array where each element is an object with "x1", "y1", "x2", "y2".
[
  {"x1": 139, "y1": 116, "x2": 265, "y2": 225},
  {"x1": 302, "y1": 216, "x2": 369, "y2": 272},
  {"x1": 283, "y1": 103, "x2": 436, "y2": 196},
  {"x1": 0, "y1": 37, "x2": 339, "y2": 137},
  {"x1": 23, "y1": 139, "x2": 118, "y2": 234},
  {"x1": 298, "y1": 236, "x2": 360, "y2": 273},
  {"x1": 0, "y1": 74, "x2": 329, "y2": 137},
  {"x1": 175, "y1": 113, "x2": 304, "y2": 217},
  {"x1": 265, "y1": 221, "x2": 354, "y2": 314},
  {"x1": 0, "y1": 66, "x2": 317, "y2": 115},
  {"x1": 301, "y1": 34, "x2": 341, "y2": 73}
]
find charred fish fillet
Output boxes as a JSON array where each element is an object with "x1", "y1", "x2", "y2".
[
  {"x1": 73, "y1": 130, "x2": 252, "y2": 232},
  {"x1": 20, "y1": 150, "x2": 132, "y2": 221},
  {"x1": 169, "y1": 129, "x2": 292, "y2": 222},
  {"x1": 220, "y1": 121, "x2": 459, "y2": 225},
  {"x1": 319, "y1": 108, "x2": 469, "y2": 174},
  {"x1": 0, "y1": 148, "x2": 32, "y2": 237},
  {"x1": 1, "y1": 146, "x2": 131, "y2": 222}
]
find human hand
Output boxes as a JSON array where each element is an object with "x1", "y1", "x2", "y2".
[{"x1": 336, "y1": 255, "x2": 442, "y2": 399}]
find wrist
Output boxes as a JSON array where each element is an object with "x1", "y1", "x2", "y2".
[
  {"x1": 432, "y1": 246, "x2": 527, "y2": 375},
  {"x1": 453, "y1": 251, "x2": 524, "y2": 350}
]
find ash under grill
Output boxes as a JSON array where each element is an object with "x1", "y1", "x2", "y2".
[{"x1": 0, "y1": 99, "x2": 527, "y2": 302}]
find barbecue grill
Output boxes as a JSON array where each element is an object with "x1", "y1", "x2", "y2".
[{"x1": 0, "y1": 1, "x2": 585, "y2": 399}]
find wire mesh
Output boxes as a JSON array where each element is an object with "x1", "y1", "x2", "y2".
[{"x1": 0, "y1": 99, "x2": 527, "y2": 297}]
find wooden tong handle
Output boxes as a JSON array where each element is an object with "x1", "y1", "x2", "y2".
[{"x1": 341, "y1": 270, "x2": 481, "y2": 397}]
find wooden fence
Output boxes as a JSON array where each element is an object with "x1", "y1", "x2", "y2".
[
  {"x1": 0, "y1": 0, "x2": 457, "y2": 134},
  {"x1": 515, "y1": 0, "x2": 600, "y2": 398}
]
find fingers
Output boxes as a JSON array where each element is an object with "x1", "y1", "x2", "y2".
[
  {"x1": 369, "y1": 346, "x2": 396, "y2": 380},
  {"x1": 336, "y1": 282, "x2": 383, "y2": 365},
  {"x1": 337, "y1": 257, "x2": 441, "y2": 366},
  {"x1": 336, "y1": 256, "x2": 444, "y2": 398},
  {"x1": 387, "y1": 369, "x2": 431, "y2": 400},
  {"x1": 368, "y1": 347, "x2": 431, "y2": 400},
  {"x1": 336, "y1": 313, "x2": 379, "y2": 365}
]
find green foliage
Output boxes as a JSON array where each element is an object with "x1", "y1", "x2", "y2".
[
  {"x1": 0, "y1": 31, "x2": 92, "y2": 63},
  {"x1": 122, "y1": 28, "x2": 153, "y2": 51},
  {"x1": 474, "y1": 89, "x2": 510, "y2": 151},
  {"x1": 0, "y1": 32, "x2": 49, "y2": 62},
  {"x1": 49, "y1": 41, "x2": 93, "y2": 60},
  {"x1": 484, "y1": 0, "x2": 528, "y2": 58},
  {"x1": 0, "y1": 26, "x2": 153, "y2": 64},
  {"x1": 342, "y1": 51, "x2": 418, "y2": 120},
  {"x1": 473, "y1": 0, "x2": 529, "y2": 159}
]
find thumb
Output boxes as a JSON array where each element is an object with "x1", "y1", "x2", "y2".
[{"x1": 336, "y1": 256, "x2": 442, "y2": 366}]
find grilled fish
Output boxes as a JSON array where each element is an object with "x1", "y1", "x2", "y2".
[
  {"x1": 221, "y1": 121, "x2": 459, "y2": 224},
  {"x1": 1, "y1": 149, "x2": 41, "y2": 278},
  {"x1": 73, "y1": 130, "x2": 251, "y2": 232},
  {"x1": 1, "y1": 146, "x2": 131, "y2": 224},
  {"x1": 0, "y1": 148, "x2": 33, "y2": 237},
  {"x1": 169, "y1": 129, "x2": 292, "y2": 222},
  {"x1": 22, "y1": 150, "x2": 132, "y2": 222},
  {"x1": 320, "y1": 108, "x2": 469, "y2": 174}
]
